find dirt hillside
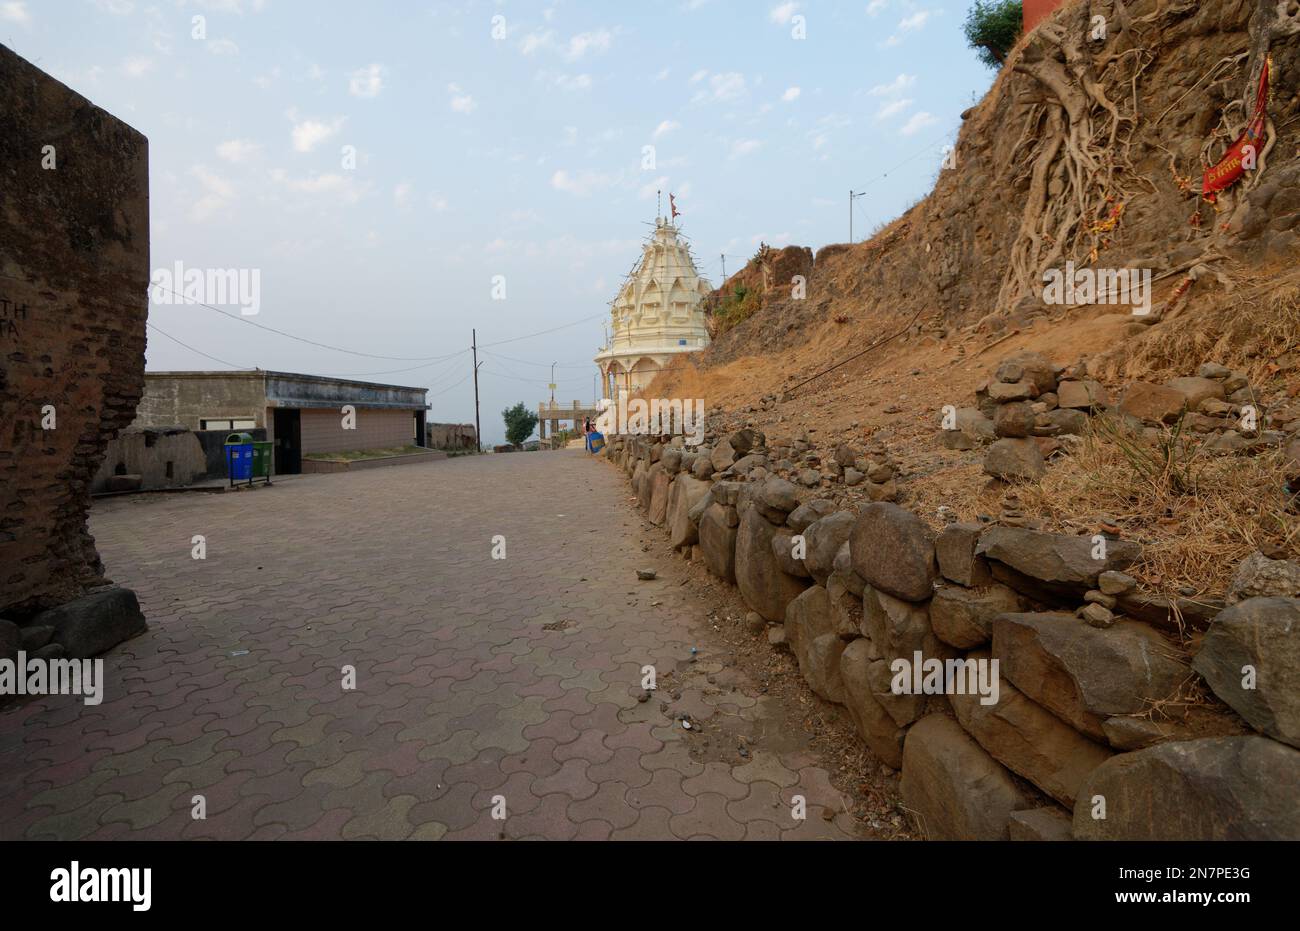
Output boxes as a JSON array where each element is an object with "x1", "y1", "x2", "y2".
[{"x1": 650, "y1": 0, "x2": 1300, "y2": 599}]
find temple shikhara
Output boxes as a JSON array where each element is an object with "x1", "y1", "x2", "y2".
[{"x1": 595, "y1": 216, "x2": 712, "y2": 397}]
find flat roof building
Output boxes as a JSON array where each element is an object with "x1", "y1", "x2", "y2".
[{"x1": 134, "y1": 370, "x2": 430, "y2": 474}]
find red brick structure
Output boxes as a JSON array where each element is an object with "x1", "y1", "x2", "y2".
[
  {"x1": 1024, "y1": 0, "x2": 1067, "y2": 33},
  {"x1": 1, "y1": 45, "x2": 150, "y2": 616}
]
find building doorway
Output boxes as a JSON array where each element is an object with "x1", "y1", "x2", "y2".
[{"x1": 273, "y1": 408, "x2": 301, "y2": 474}]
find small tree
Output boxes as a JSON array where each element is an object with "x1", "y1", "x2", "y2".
[
  {"x1": 502, "y1": 402, "x2": 539, "y2": 447},
  {"x1": 963, "y1": 0, "x2": 1022, "y2": 69}
]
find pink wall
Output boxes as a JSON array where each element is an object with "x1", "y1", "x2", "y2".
[{"x1": 1024, "y1": 0, "x2": 1066, "y2": 34}]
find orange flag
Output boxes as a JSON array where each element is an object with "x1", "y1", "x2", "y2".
[{"x1": 1203, "y1": 58, "x2": 1273, "y2": 203}]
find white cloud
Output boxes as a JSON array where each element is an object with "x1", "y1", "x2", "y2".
[
  {"x1": 898, "y1": 11, "x2": 932, "y2": 31},
  {"x1": 289, "y1": 116, "x2": 344, "y2": 153},
  {"x1": 448, "y1": 83, "x2": 477, "y2": 113},
  {"x1": 565, "y1": 29, "x2": 612, "y2": 60},
  {"x1": 691, "y1": 71, "x2": 746, "y2": 104},
  {"x1": 188, "y1": 165, "x2": 234, "y2": 221},
  {"x1": 348, "y1": 64, "x2": 384, "y2": 98},
  {"x1": 207, "y1": 38, "x2": 239, "y2": 56},
  {"x1": 640, "y1": 175, "x2": 669, "y2": 200},
  {"x1": 689, "y1": 68, "x2": 708, "y2": 83},
  {"x1": 874, "y1": 98, "x2": 912, "y2": 120},
  {"x1": 518, "y1": 30, "x2": 555, "y2": 55},
  {"x1": 900, "y1": 111, "x2": 937, "y2": 136},
  {"x1": 653, "y1": 120, "x2": 680, "y2": 139},
  {"x1": 1, "y1": 1, "x2": 31, "y2": 23},
  {"x1": 866, "y1": 0, "x2": 887, "y2": 16},
  {"x1": 275, "y1": 171, "x2": 366, "y2": 204},
  {"x1": 121, "y1": 56, "x2": 154, "y2": 78},
  {"x1": 769, "y1": 2, "x2": 799, "y2": 24},
  {"x1": 393, "y1": 181, "x2": 413, "y2": 207},
  {"x1": 869, "y1": 73, "x2": 915, "y2": 97},
  {"x1": 216, "y1": 139, "x2": 259, "y2": 163},
  {"x1": 538, "y1": 71, "x2": 592, "y2": 92},
  {"x1": 782, "y1": 86, "x2": 801, "y2": 102},
  {"x1": 550, "y1": 168, "x2": 617, "y2": 197},
  {"x1": 730, "y1": 138, "x2": 761, "y2": 159},
  {"x1": 428, "y1": 192, "x2": 449, "y2": 212}
]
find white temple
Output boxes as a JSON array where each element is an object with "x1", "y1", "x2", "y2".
[{"x1": 595, "y1": 217, "x2": 712, "y2": 397}]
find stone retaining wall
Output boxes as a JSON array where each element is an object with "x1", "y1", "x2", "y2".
[{"x1": 602, "y1": 431, "x2": 1300, "y2": 840}]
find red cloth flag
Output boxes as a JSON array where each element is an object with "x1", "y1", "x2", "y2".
[
  {"x1": 669, "y1": 193, "x2": 679, "y2": 220},
  {"x1": 1203, "y1": 58, "x2": 1272, "y2": 203}
]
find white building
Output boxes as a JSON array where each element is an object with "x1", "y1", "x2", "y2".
[{"x1": 595, "y1": 218, "x2": 712, "y2": 397}]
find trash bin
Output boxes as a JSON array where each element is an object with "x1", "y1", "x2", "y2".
[
  {"x1": 251, "y1": 440, "x2": 273, "y2": 482},
  {"x1": 224, "y1": 432, "x2": 254, "y2": 487}
]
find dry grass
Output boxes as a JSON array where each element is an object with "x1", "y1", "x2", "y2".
[
  {"x1": 1096, "y1": 276, "x2": 1300, "y2": 386},
  {"x1": 1021, "y1": 421, "x2": 1295, "y2": 598}
]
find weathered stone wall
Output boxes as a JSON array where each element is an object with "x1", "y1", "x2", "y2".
[
  {"x1": 134, "y1": 371, "x2": 267, "y2": 430},
  {"x1": 604, "y1": 429, "x2": 1300, "y2": 840},
  {"x1": 92, "y1": 427, "x2": 208, "y2": 493},
  {"x1": 0, "y1": 45, "x2": 150, "y2": 616}
]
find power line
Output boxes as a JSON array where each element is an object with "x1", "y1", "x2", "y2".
[
  {"x1": 149, "y1": 283, "x2": 469, "y2": 362},
  {"x1": 479, "y1": 349, "x2": 592, "y2": 369},
  {"x1": 478, "y1": 312, "x2": 607, "y2": 348},
  {"x1": 146, "y1": 321, "x2": 248, "y2": 369}
]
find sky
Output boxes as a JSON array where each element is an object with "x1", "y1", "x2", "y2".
[{"x1": 3, "y1": 0, "x2": 995, "y2": 444}]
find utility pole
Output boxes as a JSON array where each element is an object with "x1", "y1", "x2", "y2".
[
  {"x1": 849, "y1": 190, "x2": 865, "y2": 243},
  {"x1": 472, "y1": 328, "x2": 482, "y2": 453},
  {"x1": 720, "y1": 253, "x2": 726, "y2": 281}
]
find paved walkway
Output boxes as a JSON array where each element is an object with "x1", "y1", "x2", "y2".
[{"x1": 0, "y1": 451, "x2": 861, "y2": 840}]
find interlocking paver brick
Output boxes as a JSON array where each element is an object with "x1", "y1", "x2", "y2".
[{"x1": 0, "y1": 452, "x2": 865, "y2": 841}]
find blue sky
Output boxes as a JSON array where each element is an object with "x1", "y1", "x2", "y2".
[{"x1": 3, "y1": 0, "x2": 994, "y2": 444}]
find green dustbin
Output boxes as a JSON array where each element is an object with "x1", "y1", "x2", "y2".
[{"x1": 251, "y1": 441, "x2": 273, "y2": 481}]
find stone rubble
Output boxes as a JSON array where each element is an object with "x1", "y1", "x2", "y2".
[{"x1": 599, "y1": 429, "x2": 1300, "y2": 840}]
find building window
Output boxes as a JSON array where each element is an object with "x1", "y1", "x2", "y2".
[
  {"x1": 200, "y1": 418, "x2": 257, "y2": 431},
  {"x1": 678, "y1": 339, "x2": 687, "y2": 345}
]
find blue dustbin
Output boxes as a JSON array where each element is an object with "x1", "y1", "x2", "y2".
[{"x1": 225, "y1": 432, "x2": 254, "y2": 486}]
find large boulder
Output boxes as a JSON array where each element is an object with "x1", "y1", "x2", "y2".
[
  {"x1": 982, "y1": 438, "x2": 1046, "y2": 482},
  {"x1": 938, "y1": 407, "x2": 996, "y2": 450},
  {"x1": 1056, "y1": 379, "x2": 1110, "y2": 410},
  {"x1": 977, "y1": 526, "x2": 1140, "y2": 592},
  {"x1": 770, "y1": 526, "x2": 811, "y2": 579},
  {"x1": 735, "y1": 504, "x2": 809, "y2": 622},
  {"x1": 783, "y1": 585, "x2": 847, "y2": 703},
  {"x1": 1009, "y1": 807, "x2": 1073, "y2": 841},
  {"x1": 1226, "y1": 552, "x2": 1300, "y2": 604},
  {"x1": 996, "y1": 351, "x2": 1057, "y2": 395},
  {"x1": 802, "y1": 511, "x2": 855, "y2": 585},
  {"x1": 840, "y1": 638, "x2": 906, "y2": 768},
  {"x1": 860, "y1": 586, "x2": 937, "y2": 665},
  {"x1": 787, "y1": 499, "x2": 834, "y2": 533},
  {"x1": 698, "y1": 503, "x2": 738, "y2": 584},
  {"x1": 36, "y1": 586, "x2": 147, "y2": 659},
  {"x1": 1118, "y1": 381, "x2": 1187, "y2": 424},
  {"x1": 993, "y1": 614, "x2": 1189, "y2": 742},
  {"x1": 667, "y1": 475, "x2": 710, "y2": 549},
  {"x1": 849, "y1": 503, "x2": 937, "y2": 603},
  {"x1": 929, "y1": 582, "x2": 1024, "y2": 649},
  {"x1": 646, "y1": 465, "x2": 672, "y2": 525},
  {"x1": 1072, "y1": 737, "x2": 1300, "y2": 840},
  {"x1": 935, "y1": 522, "x2": 993, "y2": 587},
  {"x1": 901, "y1": 714, "x2": 1033, "y2": 840},
  {"x1": 1193, "y1": 596, "x2": 1300, "y2": 749},
  {"x1": 950, "y1": 650, "x2": 1113, "y2": 806},
  {"x1": 709, "y1": 439, "x2": 737, "y2": 472},
  {"x1": 831, "y1": 542, "x2": 868, "y2": 597},
  {"x1": 1164, "y1": 376, "x2": 1226, "y2": 412}
]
